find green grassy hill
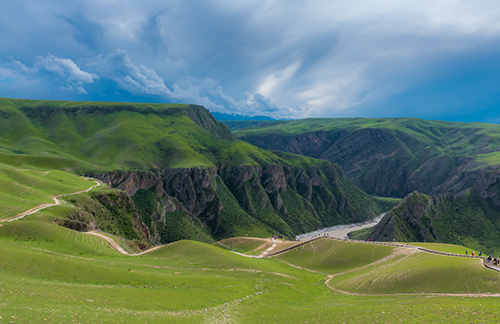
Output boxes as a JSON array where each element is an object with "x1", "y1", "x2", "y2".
[
  {"x1": 0, "y1": 97, "x2": 385, "y2": 243},
  {"x1": 275, "y1": 238, "x2": 395, "y2": 274},
  {"x1": 1, "y1": 227, "x2": 499, "y2": 323},
  {"x1": 231, "y1": 117, "x2": 500, "y2": 198},
  {"x1": 328, "y1": 249, "x2": 500, "y2": 294},
  {"x1": 275, "y1": 238, "x2": 500, "y2": 295}
]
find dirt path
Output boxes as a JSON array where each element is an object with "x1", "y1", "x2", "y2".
[
  {"x1": 85, "y1": 231, "x2": 165, "y2": 256},
  {"x1": 1, "y1": 179, "x2": 103, "y2": 222},
  {"x1": 231, "y1": 239, "x2": 278, "y2": 258}
]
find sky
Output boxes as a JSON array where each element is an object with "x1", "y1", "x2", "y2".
[{"x1": 1, "y1": 0, "x2": 500, "y2": 122}]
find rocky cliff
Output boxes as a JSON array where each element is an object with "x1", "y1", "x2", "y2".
[
  {"x1": 92, "y1": 158, "x2": 381, "y2": 242},
  {"x1": 233, "y1": 118, "x2": 500, "y2": 198}
]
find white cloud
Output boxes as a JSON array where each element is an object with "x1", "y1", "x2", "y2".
[
  {"x1": 35, "y1": 55, "x2": 97, "y2": 83},
  {"x1": 257, "y1": 61, "x2": 300, "y2": 98}
]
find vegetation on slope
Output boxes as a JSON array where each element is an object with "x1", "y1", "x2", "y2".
[
  {"x1": 276, "y1": 238, "x2": 394, "y2": 274},
  {"x1": 1, "y1": 221, "x2": 499, "y2": 323},
  {"x1": 0, "y1": 216, "x2": 499, "y2": 323},
  {"x1": 329, "y1": 250, "x2": 500, "y2": 294},
  {"x1": 0, "y1": 163, "x2": 95, "y2": 221},
  {"x1": 232, "y1": 117, "x2": 500, "y2": 198},
  {"x1": 364, "y1": 190, "x2": 500, "y2": 255}
]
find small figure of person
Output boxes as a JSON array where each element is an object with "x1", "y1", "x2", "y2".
[
  {"x1": 472, "y1": 251, "x2": 475, "y2": 256},
  {"x1": 466, "y1": 250, "x2": 468, "y2": 256}
]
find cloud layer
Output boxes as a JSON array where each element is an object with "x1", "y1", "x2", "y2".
[{"x1": 1, "y1": 0, "x2": 500, "y2": 121}]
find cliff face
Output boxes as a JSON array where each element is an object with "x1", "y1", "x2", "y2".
[
  {"x1": 92, "y1": 160, "x2": 380, "y2": 241},
  {"x1": 236, "y1": 123, "x2": 498, "y2": 198}
]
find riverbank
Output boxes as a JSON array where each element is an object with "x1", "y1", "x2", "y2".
[{"x1": 295, "y1": 214, "x2": 385, "y2": 241}]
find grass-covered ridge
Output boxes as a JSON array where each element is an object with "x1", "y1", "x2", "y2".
[
  {"x1": 364, "y1": 191, "x2": 500, "y2": 255},
  {"x1": 231, "y1": 117, "x2": 500, "y2": 198},
  {"x1": 276, "y1": 238, "x2": 395, "y2": 274}
]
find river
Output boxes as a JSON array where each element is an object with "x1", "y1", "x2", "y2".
[{"x1": 295, "y1": 214, "x2": 385, "y2": 241}]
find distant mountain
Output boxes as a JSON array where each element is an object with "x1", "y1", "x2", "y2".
[
  {"x1": 210, "y1": 111, "x2": 277, "y2": 122},
  {"x1": 233, "y1": 117, "x2": 500, "y2": 199},
  {"x1": 233, "y1": 117, "x2": 500, "y2": 254}
]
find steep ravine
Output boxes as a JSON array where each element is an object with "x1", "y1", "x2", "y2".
[{"x1": 91, "y1": 162, "x2": 382, "y2": 243}]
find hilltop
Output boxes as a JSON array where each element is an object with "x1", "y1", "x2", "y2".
[{"x1": 0, "y1": 98, "x2": 385, "y2": 244}]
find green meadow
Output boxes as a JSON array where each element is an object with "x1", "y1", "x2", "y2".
[
  {"x1": 215, "y1": 237, "x2": 268, "y2": 253},
  {"x1": 1, "y1": 220, "x2": 499, "y2": 323}
]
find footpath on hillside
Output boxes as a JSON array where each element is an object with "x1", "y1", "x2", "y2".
[{"x1": 0, "y1": 179, "x2": 103, "y2": 223}]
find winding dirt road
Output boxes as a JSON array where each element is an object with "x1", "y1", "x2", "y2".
[
  {"x1": 1, "y1": 179, "x2": 103, "y2": 223},
  {"x1": 85, "y1": 231, "x2": 165, "y2": 256}
]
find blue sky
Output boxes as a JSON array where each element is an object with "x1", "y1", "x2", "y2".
[{"x1": 1, "y1": 0, "x2": 500, "y2": 122}]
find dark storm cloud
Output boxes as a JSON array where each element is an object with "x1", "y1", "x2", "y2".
[{"x1": 2, "y1": 0, "x2": 500, "y2": 121}]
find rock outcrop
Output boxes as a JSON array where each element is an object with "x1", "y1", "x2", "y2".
[{"x1": 92, "y1": 161, "x2": 380, "y2": 241}]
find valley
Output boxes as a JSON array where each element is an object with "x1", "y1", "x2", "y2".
[{"x1": 0, "y1": 98, "x2": 500, "y2": 323}]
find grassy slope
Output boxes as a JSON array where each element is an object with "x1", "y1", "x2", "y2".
[
  {"x1": 215, "y1": 237, "x2": 268, "y2": 253},
  {"x1": 0, "y1": 97, "x2": 276, "y2": 171},
  {"x1": 329, "y1": 251, "x2": 500, "y2": 294},
  {"x1": 389, "y1": 191, "x2": 500, "y2": 255},
  {"x1": 276, "y1": 238, "x2": 395, "y2": 274},
  {"x1": 233, "y1": 117, "x2": 500, "y2": 151},
  {"x1": 233, "y1": 116, "x2": 500, "y2": 165},
  {"x1": 1, "y1": 226, "x2": 499, "y2": 323},
  {"x1": 0, "y1": 163, "x2": 95, "y2": 220}
]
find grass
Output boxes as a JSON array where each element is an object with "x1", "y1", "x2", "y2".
[
  {"x1": 276, "y1": 238, "x2": 395, "y2": 274},
  {"x1": 0, "y1": 220, "x2": 118, "y2": 257},
  {"x1": 328, "y1": 250, "x2": 500, "y2": 294},
  {"x1": 0, "y1": 221, "x2": 500, "y2": 323},
  {"x1": 0, "y1": 97, "x2": 384, "y2": 242},
  {"x1": 0, "y1": 97, "x2": 280, "y2": 171},
  {"x1": 0, "y1": 163, "x2": 96, "y2": 220},
  {"x1": 216, "y1": 237, "x2": 268, "y2": 253}
]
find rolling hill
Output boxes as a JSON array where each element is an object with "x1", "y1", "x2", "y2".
[{"x1": 1, "y1": 225, "x2": 498, "y2": 323}]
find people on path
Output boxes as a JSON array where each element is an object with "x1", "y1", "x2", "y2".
[{"x1": 466, "y1": 250, "x2": 468, "y2": 256}]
